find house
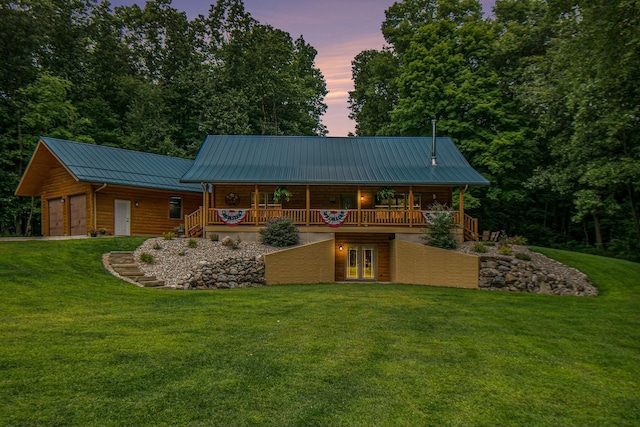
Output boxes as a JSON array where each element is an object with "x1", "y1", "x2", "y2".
[
  {"x1": 16, "y1": 135, "x2": 489, "y2": 288},
  {"x1": 15, "y1": 137, "x2": 202, "y2": 237},
  {"x1": 180, "y1": 135, "x2": 489, "y2": 287}
]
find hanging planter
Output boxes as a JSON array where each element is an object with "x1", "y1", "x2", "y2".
[
  {"x1": 273, "y1": 187, "x2": 292, "y2": 203},
  {"x1": 376, "y1": 187, "x2": 395, "y2": 203}
]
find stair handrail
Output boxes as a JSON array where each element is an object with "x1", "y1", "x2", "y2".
[{"x1": 185, "y1": 207, "x2": 203, "y2": 236}]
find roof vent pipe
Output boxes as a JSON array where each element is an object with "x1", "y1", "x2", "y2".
[{"x1": 431, "y1": 119, "x2": 438, "y2": 166}]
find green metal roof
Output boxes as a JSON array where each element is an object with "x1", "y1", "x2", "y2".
[
  {"x1": 40, "y1": 137, "x2": 201, "y2": 193},
  {"x1": 181, "y1": 135, "x2": 490, "y2": 186}
]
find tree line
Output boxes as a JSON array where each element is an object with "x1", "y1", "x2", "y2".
[
  {"x1": 2, "y1": 0, "x2": 638, "y2": 261},
  {"x1": 349, "y1": 0, "x2": 639, "y2": 260},
  {"x1": 0, "y1": 0, "x2": 327, "y2": 235}
]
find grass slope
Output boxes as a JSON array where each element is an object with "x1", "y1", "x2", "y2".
[{"x1": 0, "y1": 238, "x2": 638, "y2": 426}]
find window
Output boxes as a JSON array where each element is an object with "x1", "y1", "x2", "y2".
[
  {"x1": 340, "y1": 193, "x2": 357, "y2": 209},
  {"x1": 376, "y1": 193, "x2": 421, "y2": 209},
  {"x1": 169, "y1": 196, "x2": 182, "y2": 219},
  {"x1": 251, "y1": 192, "x2": 280, "y2": 209}
]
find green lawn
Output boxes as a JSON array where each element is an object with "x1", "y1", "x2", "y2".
[{"x1": 0, "y1": 238, "x2": 639, "y2": 426}]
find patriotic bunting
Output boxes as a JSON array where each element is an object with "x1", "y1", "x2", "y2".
[
  {"x1": 318, "y1": 210, "x2": 349, "y2": 227},
  {"x1": 216, "y1": 209, "x2": 248, "y2": 226}
]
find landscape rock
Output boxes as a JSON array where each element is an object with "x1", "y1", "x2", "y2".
[{"x1": 456, "y1": 243, "x2": 597, "y2": 296}]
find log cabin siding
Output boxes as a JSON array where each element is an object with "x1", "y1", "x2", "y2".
[
  {"x1": 38, "y1": 159, "x2": 93, "y2": 236},
  {"x1": 210, "y1": 184, "x2": 454, "y2": 210},
  {"x1": 95, "y1": 185, "x2": 201, "y2": 236},
  {"x1": 28, "y1": 156, "x2": 201, "y2": 236}
]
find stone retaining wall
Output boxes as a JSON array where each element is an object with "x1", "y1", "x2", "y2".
[
  {"x1": 181, "y1": 256, "x2": 266, "y2": 290},
  {"x1": 479, "y1": 255, "x2": 597, "y2": 296}
]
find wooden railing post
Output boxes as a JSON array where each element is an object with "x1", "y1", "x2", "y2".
[
  {"x1": 306, "y1": 185, "x2": 310, "y2": 226},
  {"x1": 254, "y1": 184, "x2": 259, "y2": 226},
  {"x1": 409, "y1": 186, "x2": 414, "y2": 228},
  {"x1": 357, "y1": 186, "x2": 361, "y2": 226}
]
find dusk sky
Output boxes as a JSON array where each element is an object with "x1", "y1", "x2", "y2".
[{"x1": 114, "y1": 0, "x2": 497, "y2": 136}]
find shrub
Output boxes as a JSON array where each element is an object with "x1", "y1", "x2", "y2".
[
  {"x1": 260, "y1": 217, "x2": 299, "y2": 247},
  {"x1": 187, "y1": 238, "x2": 197, "y2": 248},
  {"x1": 153, "y1": 242, "x2": 162, "y2": 250},
  {"x1": 422, "y1": 202, "x2": 457, "y2": 250},
  {"x1": 498, "y1": 246, "x2": 513, "y2": 255},
  {"x1": 139, "y1": 253, "x2": 154, "y2": 264},
  {"x1": 515, "y1": 253, "x2": 532, "y2": 261},
  {"x1": 210, "y1": 233, "x2": 219, "y2": 242},
  {"x1": 472, "y1": 242, "x2": 487, "y2": 253},
  {"x1": 485, "y1": 241, "x2": 496, "y2": 246},
  {"x1": 510, "y1": 235, "x2": 527, "y2": 245},
  {"x1": 163, "y1": 232, "x2": 174, "y2": 240},
  {"x1": 178, "y1": 251, "x2": 185, "y2": 256}
]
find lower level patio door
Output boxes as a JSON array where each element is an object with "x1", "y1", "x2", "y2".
[{"x1": 346, "y1": 245, "x2": 376, "y2": 281}]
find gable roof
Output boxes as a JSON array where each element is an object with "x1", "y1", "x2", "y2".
[
  {"x1": 16, "y1": 137, "x2": 201, "y2": 196},
  {"x1": 181, "y1": 135, "x2": 489, "y2": 186}
]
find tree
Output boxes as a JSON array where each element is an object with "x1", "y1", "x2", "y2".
[
  {"x1": 195, "y1": 4, "x2": 327, "y2": 136},
  {"x1": 522, "y1": 0, "x2": 640, "y2": 248},
  {"x1": 348, "y1": 49, "x2": 399, "y2": 136}
]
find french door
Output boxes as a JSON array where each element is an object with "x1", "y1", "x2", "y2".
[{"x1": 346, "y1": 245, "x2": 376, "y2": 281}]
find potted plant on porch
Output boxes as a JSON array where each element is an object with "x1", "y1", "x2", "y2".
[
  {"x1": 376, "y1": 187, "x2": 395, "y2": 206},
  {"x1": 273, "y1": 186, "x2": 292, "y2": 203}
]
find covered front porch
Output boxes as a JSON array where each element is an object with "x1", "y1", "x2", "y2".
[{"x1": 185, "y1": 184, "x2": 479, "y2": 241}]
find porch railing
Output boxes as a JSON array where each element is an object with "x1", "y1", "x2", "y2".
[
  {"x1": 191, "y1": 208, "x2": 478, "y2": 240},
  {"x1": 210, "y1": 208, "x2": 466, "y2": 227},
  {"x1": 185, "y1": 207, "x2": 203, "y2": 237}
]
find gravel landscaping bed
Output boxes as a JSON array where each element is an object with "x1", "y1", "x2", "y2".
[{"x1": 134, "y1": 237, "x2": 281, "y2": 288}]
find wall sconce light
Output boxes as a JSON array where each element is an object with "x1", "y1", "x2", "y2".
[
  {"x1": 60, "y1": 197, "x2": 65, "y2": 203},
  {"x1": 433, "y1": 194, "x2": 437, "y2": 200},
  {"x1": 339, "y1": 245, "x2": 343, "y2": 251},
  {"x1": 134, "y1": 201, "x2": 139, "y2": 207},
  {"x1": 360, "y1": 195, "x2": 364, "y2": 201}
]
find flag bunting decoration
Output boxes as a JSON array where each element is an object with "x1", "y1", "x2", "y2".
[
  {"x1": 318, "y1": 210, "x2": 349, "y2": 227},
  {"x1": 216, "y1": 209, "x2": 248, "y2": 226}
]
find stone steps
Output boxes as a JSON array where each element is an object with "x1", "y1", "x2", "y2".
[{"x1": 107, "y1": 251, "x2": 165, "y2": 288}]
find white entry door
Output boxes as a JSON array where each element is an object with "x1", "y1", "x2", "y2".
[{"x1": 114, "y1": 200, "x2": 131, "y2": 236}]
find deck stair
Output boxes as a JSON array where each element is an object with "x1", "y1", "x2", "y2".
[{"x1": 108, "y1": 251, "x2": 165, "y2": 287}]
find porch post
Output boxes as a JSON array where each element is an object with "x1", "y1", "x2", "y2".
[
  {"x1": 254, "y1": 184, "x2": 259, "y2": 225},
  {"x1": 409, "y1": 186, "x2": 414, "y2": 228},
  {"x1": 306, "y1": 185, "x2": 310, "y2": 226},
  {"x1": 459, "y1": 186, "x2": 465, "y2": 226},
  {"x1": 357, "y1": 186, "x2": 361, "y2": 226},
  {"x1": 202, "y1": 183, "x2": 208, "y2": 235}
]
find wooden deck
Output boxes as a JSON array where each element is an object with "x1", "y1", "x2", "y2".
[{"x1": 186, "y1": 208, "x2": 479, "y2": 241}]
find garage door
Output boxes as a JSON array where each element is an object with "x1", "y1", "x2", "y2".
[
  {"x1": 69, "y1": 195, "x2": 86, "y2": 236},
  {"x1": 48, "y1": 199, "x2": 63, "y2": 236}
]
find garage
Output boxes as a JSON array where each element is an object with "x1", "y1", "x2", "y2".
[
  {"x1": 48, "y1": 198, "x2": 63, "y2": 236},
  {"x1": 69, "y1": 195, "x2": 86, "y2": 236}
]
